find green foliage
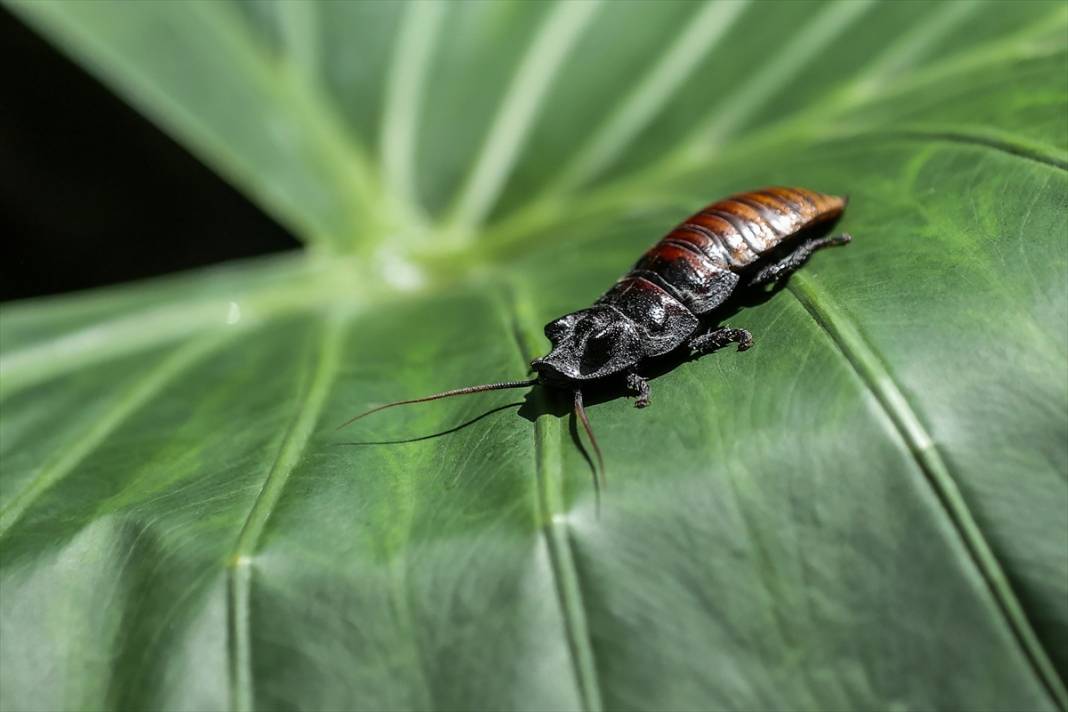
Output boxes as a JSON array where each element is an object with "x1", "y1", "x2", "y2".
[{"x1": 1, "y1": 1, "x2": 1066, "y2": 710}]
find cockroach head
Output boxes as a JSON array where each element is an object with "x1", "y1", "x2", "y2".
[{"x1": 531, "y1": 306, "x2": 642, "y2": 383}]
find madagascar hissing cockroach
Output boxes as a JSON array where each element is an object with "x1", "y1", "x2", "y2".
[{"x1": 339, "y1": 187, "x2": 851, "y2": 484}]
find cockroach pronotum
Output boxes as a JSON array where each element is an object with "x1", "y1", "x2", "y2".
[{"x1": 339, "y1": 187, "x2": 851, "y2": 485}]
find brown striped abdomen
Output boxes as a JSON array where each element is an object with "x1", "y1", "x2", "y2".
[{"x1": 601, "y1": 187, "x2": 846, "y2": 316}]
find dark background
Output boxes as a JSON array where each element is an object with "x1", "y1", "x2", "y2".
[{"x1": 0, "y1": 8, "x2": 299, "y2": 303}]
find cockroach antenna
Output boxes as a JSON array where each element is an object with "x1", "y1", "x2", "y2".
[
  {"x1": 336, "y1": 377, "x2": 607, "y2": 505},
  {"x1": 336, "y1": 378, "x2": 540, "y2": 431}
]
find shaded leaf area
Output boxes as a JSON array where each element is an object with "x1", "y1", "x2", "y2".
[{"x1": 2, "y1": 1, "x2": 1067, "y2": 711}]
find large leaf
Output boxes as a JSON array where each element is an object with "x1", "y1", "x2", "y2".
[{"x1": 2, "y1": 1, "x2": 1067, "y2": 710}]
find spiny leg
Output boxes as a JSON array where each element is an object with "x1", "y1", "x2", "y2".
[
  {"x1": 689, "y1": 326, "x2": 753, "y2": 355},
  {"x1": 747, "y1": 233, "x2": 852, "y2": 288},
  {"x1": 626, "y1": 372, "x2": 651, "y2": 409}
]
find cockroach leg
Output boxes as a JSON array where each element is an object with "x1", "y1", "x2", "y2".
[
  {"x1": 689, "y1": 326, "x2": 753, "y2": 355},
  {"x1": 626, "y1": 372, "x2": 651, "y2": 409},
  {"x1": 746, "y1": 233, "x2": 852, "y2": 288}
]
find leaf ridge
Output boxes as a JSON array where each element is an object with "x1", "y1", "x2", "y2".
[
  {"x1": 787, "y1": 274, "x2": 1068, "y2": 710},
  {"x1": 381, "y1": 0, "x2": 446, "y2": 221},
  {"x1": 884, "y1": 128, "x2": 1068, "y2": 172},
  {"x1": 189, "y1": 1, "x2": 384, "y2": 247},
  {"x1": 534, "y1": 415, "x2": 603, "y2": 712},
  {"x1": 0, "y1": 301, "x2": 242, "y2": 399},
  {"x1": 0, "y1": 256, "x2": 357, "y2": 398},
  {"x1": 226, "y1": 312, "x2": 346, "y2": 712},
  {"x1": 445, "y1": 0, "x2": 602, "y2": 233},
  {"x1": 0, "y1": 333, "x2": 230, "y2": 539},
  {"x1": 831, "y1": 0, "x2": 980, "y2": 106},
  {"x1": 476, "y1": 0, "x2": 875, "y2": 260},
  {"x1": 277, "y1": 0, "x2": 321, "y2": 84},
  {"x1": 676, "y1": 0, "x2": 877, "y2": 157},
  {"x1": 502, "y1": 286, "x2": 603, "y2": 712},
  {"x1": 549, "y1": 0, "x2": 750, "y2": 195}
]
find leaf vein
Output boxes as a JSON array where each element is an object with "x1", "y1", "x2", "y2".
[
  {"x1": 381, "y1": 0, "x2": 446, "y2": 219},
  {"x1": 446, "y1": 0, "x2": 601, "y2": 232},
  {"x1": 225, "y1": 312, "x2": 346, "y2": 712},
  {"x1": 787, "y1": 274, "x2": 1068, "y2": 710},
  {"x1": 501, "y1": 284, "x2": 603, "y2": 712},
  {"x1": 550, "y1": 0, "x2": 749, "y2": 194},
  {"x1": 0, "y1": 333, "x2": 229, "y2": 538},
  {"x1": 882, "y1": 128, "x2": 1068, "y2": 172}
]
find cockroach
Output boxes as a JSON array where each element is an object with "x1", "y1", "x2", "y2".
[{"x1": 339, "y1": 187, "x2": 851, "y2": 484}]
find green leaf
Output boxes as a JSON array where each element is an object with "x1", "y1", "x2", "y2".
[{"x1": 2, "y1": 1, "x2": 1067, "y2": 711}]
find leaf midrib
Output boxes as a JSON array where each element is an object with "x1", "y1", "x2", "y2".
[
  {"x1": 788, "y1": 274, "x2": 1068, "y2": 710},
  {"x1": 502, "y1": 284, "x2": 603, "y2": 712}
]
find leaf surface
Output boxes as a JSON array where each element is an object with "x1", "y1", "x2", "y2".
[{"x1": 2, "y1": 1, "x2": 1067, "y2": 710}]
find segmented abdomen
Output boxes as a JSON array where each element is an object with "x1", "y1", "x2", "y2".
[{"x1": 600, "y1": 187, "x2": 846, "y2": 316}]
